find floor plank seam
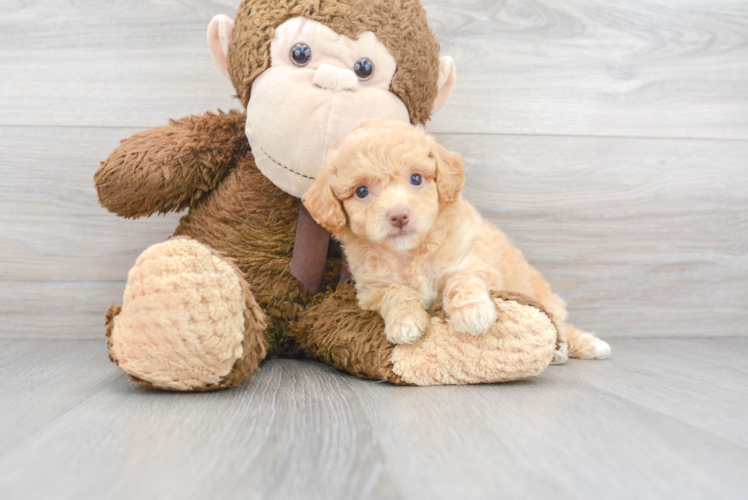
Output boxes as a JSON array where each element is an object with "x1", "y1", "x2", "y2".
[
  {"x1": 554, "y1": 370, "x2": 748, "y2": 451},
  {"x1": 431, "y1": 131, "x2": 748, "y2": 142},
  {"x1": 3, "y1": 123, "x2": 747, "y2": 143},
  {"x1": 0, "y1": 371, "x2": 121, "y2": 455}
]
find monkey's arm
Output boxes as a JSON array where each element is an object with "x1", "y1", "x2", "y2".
[{"x1": 94, "y1": 110, "x2": 249, "y2": 218}]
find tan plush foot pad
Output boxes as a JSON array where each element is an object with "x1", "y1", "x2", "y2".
[
  {"x1": 108, "y1": 238, "x2": 248, "y2": 391},
  {"x1": 390, "y1": 296, "x2": 557, "y2": 386}
]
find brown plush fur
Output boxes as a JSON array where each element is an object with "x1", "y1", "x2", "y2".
[
  {"x1": 95, "y1": 110, "x2": 249, "y2": 218},
  {"x1": 229, "y1": 0, "x2": 440, "y2": 125},
  {"x1": 289, "y1": 283, "x2": 405, "y2": 384},
  {"x1": 172, "y1": 154, "x2": 342, "y2": 357}
]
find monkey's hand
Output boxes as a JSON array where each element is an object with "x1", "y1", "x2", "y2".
[{"x1": 94, "y1": 110, "x2": 248, "y2": 218}]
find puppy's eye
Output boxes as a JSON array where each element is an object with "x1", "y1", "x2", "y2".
[
  {"x1": 290, "y1": 43, "x2": 312, "y2": 67},
  {"x1": 410, "y1": 174, "x2": 423, "y2": 186},
  {"x1": 355, "y1": 186, "x2": 370, "y2": 199},
  {"x1": 353, "y1": 58, "x2": 374, "y2": 80}
]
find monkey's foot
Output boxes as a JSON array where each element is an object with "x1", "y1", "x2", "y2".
[
  {"x1": 390, "y1": 292, "x2": 557, "y2": 385},
  {"x1": 106, "y1": 237, "x2": 267, "y2": 391}
]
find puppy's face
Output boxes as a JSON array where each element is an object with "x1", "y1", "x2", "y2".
[
  {"x1": 338, "y1": 135, "x2": 440, "y2": 252},
  {"x1": 303, "y1": 121, "x2": 465, "y2": 252}
]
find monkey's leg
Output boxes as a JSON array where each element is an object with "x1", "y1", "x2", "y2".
[
  {"x1": 105, "y1": 237, "x2": 268, "y2": 391},
  {"x1": 290, "y1": 285, "x2": 558, "y2": 386}
]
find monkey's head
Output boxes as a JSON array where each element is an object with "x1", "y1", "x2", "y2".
[{"x1": 207, "y1": 0, "x2": 456, "y2": 198}]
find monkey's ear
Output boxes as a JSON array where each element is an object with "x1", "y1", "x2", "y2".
[
  {"x1": 302, "y1": 163, "x2": 347, "y2": 234},
  {"x1": 432, "y1": 57, "x2": 457, "y2": 115},
  {"x1": 430, "y1": 138, "x2": 465, "y2": 203},
  {"x1": 207, "y1": 14, "x2": 234, "y2": 78}
]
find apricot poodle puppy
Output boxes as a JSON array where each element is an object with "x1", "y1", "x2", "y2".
[{"x1": 303, "y1": 120, "x2": 610, "y2": 361}]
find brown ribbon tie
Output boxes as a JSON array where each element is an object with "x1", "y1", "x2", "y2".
[{"x1": 290, "y1": 202, "x2": 351, "y2": 295}]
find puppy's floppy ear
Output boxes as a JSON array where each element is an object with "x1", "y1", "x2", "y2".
[
  {"x1": 430, "y1": 139, "x2": 465, "y2": 203},
  {"x1": 302, "y1": 161, "x2": 347, "y2": 234}
]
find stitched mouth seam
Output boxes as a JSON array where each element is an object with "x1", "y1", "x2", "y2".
[{"x1": 259, "y1": 146, "x2": 315, "y2": 180}]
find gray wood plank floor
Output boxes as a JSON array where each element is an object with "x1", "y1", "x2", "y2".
[{"x1": 1, "y1": 338, "x2": 747, "y2": 500}]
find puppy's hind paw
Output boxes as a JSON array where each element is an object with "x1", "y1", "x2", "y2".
[
  {"x1": 447, "y1": 297, "x2": 498, "y2": 336},
  {"x1": 591, "y1": 338, "x2": 611, "y2": 359},
  {"x1": 569, "y1": 333, "x2": 611, "y2": 360},
  {"x1": 385, "y1": 310, "x2": 430, "y2": 345},
  {"x1": 551, "y1": 342, "x2": 569, "y2": 365}
]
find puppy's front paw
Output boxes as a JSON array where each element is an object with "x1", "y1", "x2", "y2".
[
  {"x1": 385, "y1": 309, "x2": 430, "y2": 345},
  {"x1": 447, "y1": 296, "x2": 498, "y2": 336}
]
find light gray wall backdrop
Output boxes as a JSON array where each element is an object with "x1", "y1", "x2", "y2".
[{"x1": 1, "y1": 0, "x2": 746, "y2": 339}]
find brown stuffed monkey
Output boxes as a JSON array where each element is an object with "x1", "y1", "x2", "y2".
[{"x1": 94, "y1": 0, "x2": 562, "y2": 391}]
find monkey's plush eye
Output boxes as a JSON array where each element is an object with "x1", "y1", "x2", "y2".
[
  {"x1": 353, "y1": 58, "x2": 374, "y2": 80},
  {"x1": 290, "y1": 43, "x2": 312, "y2": 67},
  {"x1": 355, "y1": 186, "x2": 370, "y2": 199},
  {"x1": 410, "y1": 174, "x2": 423, "y2": 186}
]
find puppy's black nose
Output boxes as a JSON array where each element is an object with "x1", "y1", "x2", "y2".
[{"x1": 389, "y1": 211, "x2": 410, "y2": 229}]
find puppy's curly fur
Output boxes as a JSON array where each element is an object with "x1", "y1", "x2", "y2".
[{"x1": 304, "y1": 121, "x2": 610, "y2": 359}]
